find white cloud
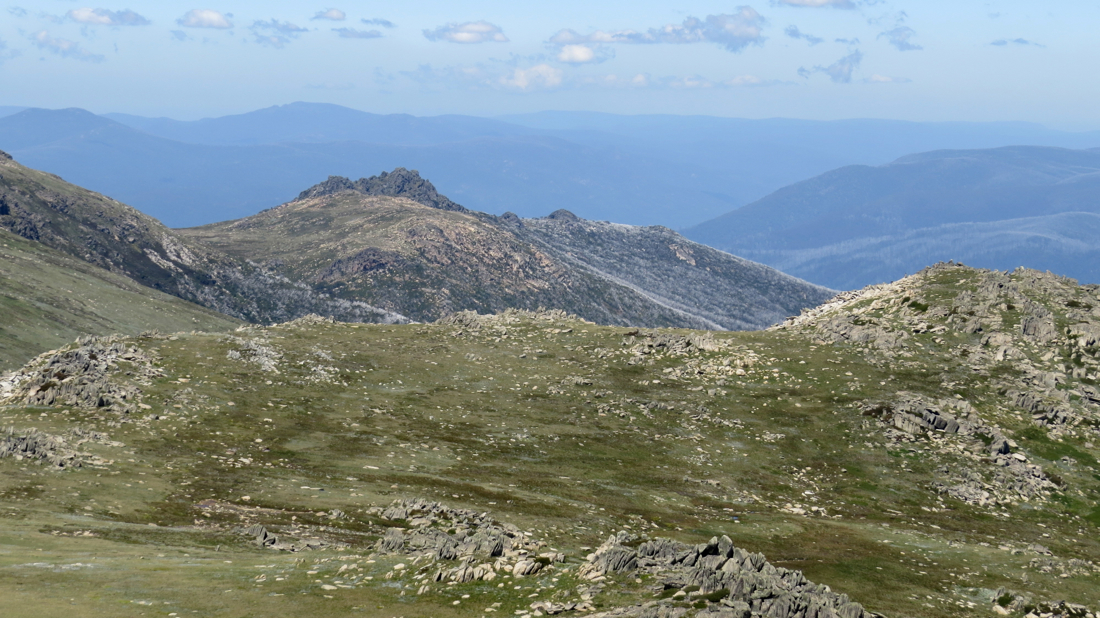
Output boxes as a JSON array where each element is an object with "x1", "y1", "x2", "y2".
[
  {"x1": 33, "y1": 30, "x2": 104, "y2": 62},
  {"x1": 557, "y1": 44, "x2": 595, "y2": 63},
  {"x1": 334, "y1": 27, "x2": 381, "y2": 39},
  {"x1": 579, "y1": 72, "x2": 787, "y2": 90},
  {"x1": 879, "y1": 26, "x2": 921, "y2": 51},
  {"x1": 991, "y1": 38, "x2": 1045, "y2": 48},
  {"x1": 312, "y1": 9, "x2": 345, "y2": 21},
  {"x1": 784, "y1": 25, "x2": 822, "y2": 45},
  {"x1": 177, "y1": 9, "x2": 232, "y2": 29},
  {"x1": 423, "y1": 21, "x2": 508, "y2": 44},
  {"x1": 798, "y1": 49, "x2": 862, "y2": 82},
  {"x1": 549, "y1": 8, "x2": 765, "y2": 53},
  {"x1": 362, "y1": 18, "x2": 395, "y2": 28},
  {"x1": 251, "y1": 19, "x2": 307, "y2": 47},
  {"x1": 68, "y1": 8, "x2": 150, "y2": 26},
  {"x1": 776, "y1": 0, "x2": 856, "y2": 8},
  {"x1": 500, "y1": 64, "x2": 563, "y2": 90}
]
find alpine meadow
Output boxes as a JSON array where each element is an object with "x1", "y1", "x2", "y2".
[{"x1": 2, "y1": 3, "x2": 1099, "y2": 618}]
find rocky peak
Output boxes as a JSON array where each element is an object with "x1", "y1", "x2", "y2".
[
  {"x1": 296, "y1": 168, "x2": 467, "y2": 213},
  {"x1": 0, "y1": 150, "x2": 11, "y2": 161},
  {"x1": 498, "y1": 211, "x2": 523, "y2": 228},
  {"x1": 546, "y1": 209, "x2": 579, "y2": 222}
]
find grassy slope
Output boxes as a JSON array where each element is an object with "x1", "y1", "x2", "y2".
[
  {"x1": 0, "y1": 266, "x2": 1097, "y2": 617},
  {"x1": 0, "y1": 229, "x2": 240, "y2": 371}
]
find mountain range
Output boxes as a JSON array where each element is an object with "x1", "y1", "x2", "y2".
[
  {"x1": 685, "y1": 145, "x2": 1100, "y2": 290},
  {"x1": 3, "y1": 103, "x2": 1099, "y2": 229}
]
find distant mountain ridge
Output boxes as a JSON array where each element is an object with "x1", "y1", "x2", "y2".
[
  {"x1": 684, "y1": 145, "x2": 1100, "y2": 290},
  {"x1": 5, "y1": 103, "x2": 1100, "y2": 228}
]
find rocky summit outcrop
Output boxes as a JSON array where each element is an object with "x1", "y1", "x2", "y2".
[
  {"x1": 777, "y1": 262, "x2": 1100, "y2": 512},
  {"x1": 295, "y1": 168, "x2": 467, "y2": 212}
]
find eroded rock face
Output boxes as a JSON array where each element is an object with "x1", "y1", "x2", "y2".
[
  {"x1": 0, "y1": 337, "x2": 160, "y2": 413},
  {"x1": 577, "y1": 532, "x2": 882, "y2": 618},
  {"x1": 0, "y1": 427, "x2": 111, "y2": 468}
]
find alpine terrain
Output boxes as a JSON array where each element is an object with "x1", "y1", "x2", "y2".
[
  {"x1": 179, "y1": 169, "x2": 833, "y2": 331},
  {"x1": 0, "y1": 263, "x2": 1098, "y2": 618}
]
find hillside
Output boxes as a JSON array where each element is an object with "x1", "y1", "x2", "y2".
[
  {"x1": 0, "y1": 264, "x2": 1097, "y2": 617},
  {"x1": 684, "y1": 146, "x2": 1100, "y2": 290},
  {"x1": 0, "y1": 228, "x2": 239, "y2": 371},
  {"x1": 180, "y1": 172, "x2": 833, "y2": 330},
  {"x1": 0, "y1": 150, "x2": 406, "y2": 326},
  {"x1": 513, "y1": 212, "x2": 831, "y2": 331}
]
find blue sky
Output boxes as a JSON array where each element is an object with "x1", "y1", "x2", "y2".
[{"x1": 0, "y1": 1, "x2": 1094, "y2": 127}]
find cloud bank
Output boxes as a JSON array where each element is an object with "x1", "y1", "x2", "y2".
[
  {"x1": 334, "y1": 28, "x2": 381, "y2": 39},
  {"x1": 500, "y1": 64, "x2": 563, "y2": 90},
  {"x1": 423, "y1": 21, "x2": 508, "y2": 44},
  {"x1": 68, "y1": 8, "x2": 150, "y2": 26},
  {"x1": 776, "y1": 0, "x2": 856, "y2": 8},
  {"x1": 251, "y1": 19, "x2": 307, "y2": 48},
  {"x1": 879, "y1": 26, "x2": 921, "y2": 51},
  {"x1": 784, "y1": 25, "x2": 823, "y2": 45},
  {"x1": 362, "y1": 18, "x2": 395, "y2": 28},
  {"x1": 177, "y1": 9, "x2": 232, "y2": 29},
  {"x1": 550, "y1": 9, "x2": 766, "y2": 53},
  {"x1": 312, "y1": 9, "x2": 345, "y2": 21},
  {"x1": 798, "y1": 49, "x2": 862, "y2": 82},
  {"x1": 33, "y1": 30, "x2": 104, "y2": 62}
]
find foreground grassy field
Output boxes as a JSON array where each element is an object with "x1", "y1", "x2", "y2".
[{"x1": 1, "y1": 265, "x2": 1098, "y2": 617}]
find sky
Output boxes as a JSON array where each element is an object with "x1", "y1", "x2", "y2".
[{"x1": 0, "y1": 1, "x2": 1095, "y2": 128}]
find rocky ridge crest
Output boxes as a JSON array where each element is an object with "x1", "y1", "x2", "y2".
[{"x1": 295, "y1": 168, "x2": 467, "y2": 212}]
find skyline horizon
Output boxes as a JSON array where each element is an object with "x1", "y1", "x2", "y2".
[
  {"x1": 1, "y1": 2, "x2": 1095, "y2": 130},
  {"x1": 3, "y1": 100, "x2": 1100, "y2": 134}
]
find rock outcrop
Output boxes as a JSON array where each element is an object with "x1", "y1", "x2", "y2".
[{"x1": 295, "y1": 168, "x2": 468, "y2": 212}]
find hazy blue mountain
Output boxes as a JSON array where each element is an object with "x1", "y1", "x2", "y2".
[
  {"x1": 683, "y1": 146, "x2": 1100, "y2": 289},
  {"x1": 4, "y1": 103, "x2": 1100, "y2": 229},
  {"x1": 104, "y1": 102, "x2": 540, "y2": 146},
  {"x1": 0, "y1": 106, "x2": 26, "y2": 119},
  {"x1": 0, "y1": 107, "x2": 743, "y2": 227}
]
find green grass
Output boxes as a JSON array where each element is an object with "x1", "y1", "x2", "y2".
[
  {"x1": 1, "y1": 295, "x2": 1098, "y2": 616},
  {"x1": 0, "y1": 229, "x2": 240, "y2": 371}
]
